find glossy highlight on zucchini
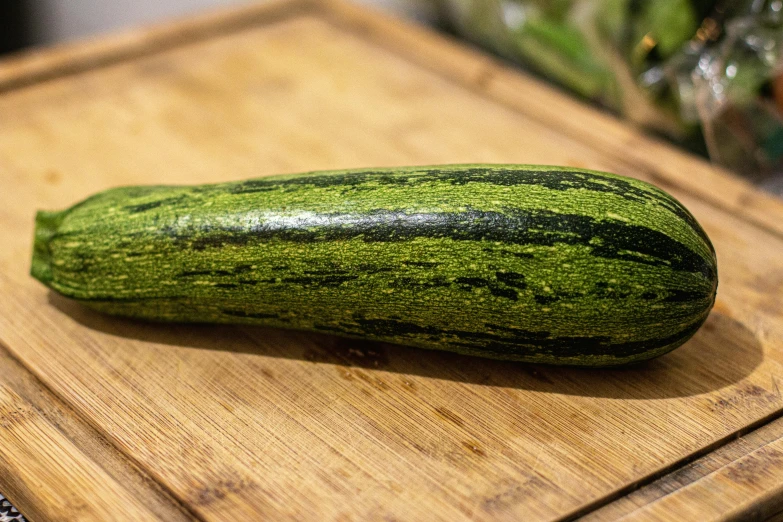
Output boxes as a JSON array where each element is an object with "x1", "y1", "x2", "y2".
[{"x1": 31, "y1": 164, "x2": 718, "y2": 366}]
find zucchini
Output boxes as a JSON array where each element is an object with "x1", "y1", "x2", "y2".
[{"x1": 31, "y1": 164, "x2": 717, "y2": 366}]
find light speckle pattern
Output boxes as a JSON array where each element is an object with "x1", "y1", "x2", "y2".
[{"x1": 31, "y1": 164, "x2": 718, "y2": 366}]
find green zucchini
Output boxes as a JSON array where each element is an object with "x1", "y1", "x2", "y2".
[{"x1": 31, "y1": 164, "x2": 717, "y2": 366}]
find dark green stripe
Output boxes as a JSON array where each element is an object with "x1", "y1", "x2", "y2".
[
  {"x1": 166, "y1": 207, "x2": 713, "y2": 279},
  {"x1": 89, "y1": 166, "x2": 713, "y2": 261},
  {"x1": 310, "y1": 312, "x2": 708, "y2": 360},
  {"x1": 210, "y1": 166, "x2": 712, "y2": 249}
]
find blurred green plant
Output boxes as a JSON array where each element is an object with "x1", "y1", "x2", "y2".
[{"x1": 438, "y1": 0, "x2": 783, "y2": 178}]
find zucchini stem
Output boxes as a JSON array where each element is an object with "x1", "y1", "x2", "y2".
[{"x1": 31, "y1": 210, "x2": 65, "y2": 286}]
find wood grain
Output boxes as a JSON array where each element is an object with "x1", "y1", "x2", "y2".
[
  {"x1": 0, "y1": 384, "x2": 164, "y2": 521},
  {"x1": 0, "y1": 1, "x2": 782, "y2": 520},
  {"x1": 0, "y1": 340, "x2": 195, "y2": 521},
  {"x1": 583, "y1": 417, "x2": 783, "y2": 521}
]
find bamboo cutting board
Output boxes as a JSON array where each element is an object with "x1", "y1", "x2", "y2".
[{"x1": 2, "y1": 1, "x2": 783, "y2": 520}]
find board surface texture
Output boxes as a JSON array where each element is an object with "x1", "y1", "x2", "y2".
[{"x1": 1, "y1": 0, "x2": 783, "y2": 520}]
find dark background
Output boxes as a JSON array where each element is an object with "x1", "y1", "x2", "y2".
[{"x1": 0, "y1": 2, "x2": 32, "y2": 54}]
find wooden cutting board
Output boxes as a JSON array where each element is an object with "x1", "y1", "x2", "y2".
[{"x1": 2, "y1": 1, "x2": 783, "y2": 520}]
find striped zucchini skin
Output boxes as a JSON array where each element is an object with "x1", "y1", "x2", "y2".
[{"x1": 31, "y1": 164, "x2": 717, "y2": 366}]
